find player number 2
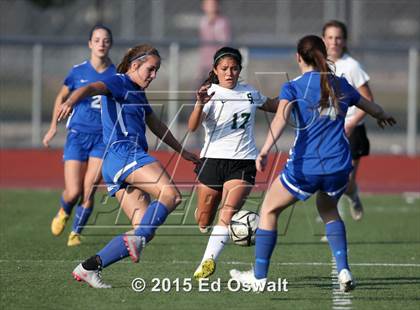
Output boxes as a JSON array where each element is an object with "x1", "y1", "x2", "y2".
[
  {"x1": 91, "y1": 95, "x2": 102, "y2": 109},
  {"x1": 232, "y1": 112, "x2": 251, "y2": 129}
]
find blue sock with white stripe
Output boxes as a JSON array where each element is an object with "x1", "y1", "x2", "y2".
[
  {"x1": 325, "y1": 220, "x2": 349, "y2": 273},
  {"x1": 134, "y1": 201, "x2": 169, "y2": 242},
  {"x1": 60, "y1": 196, "x2": 75, "y2": 215},
  {"x1": 254, "y1": 228, "x2": 277, "y2": 279},
  {"x1": 97, "y1": 235, "x2": 128, "y2": 268},
  {"x1": 72, "y1": 205, "x2": 93, "y2": 234}
]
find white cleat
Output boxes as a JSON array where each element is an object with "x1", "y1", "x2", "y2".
[
  {"x1": 229, "y1": 269, "x2": 267, "y2": 292},
  {"x1": 338, "y1": 268, "x2": 355, "y2": 292},
  {"x1": 72, "y1": 263, "x2": 111, "y2": 289},
  {"x1": 348, "y1": 196, "x2": 363, "y2": 221},
  {"x1": 123, "y1": 234, "x2": 146, "y2": 263}
]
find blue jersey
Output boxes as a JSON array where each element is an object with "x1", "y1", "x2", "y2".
[
  {"x1": 64, "y1": 61, "x2": 116, "y2": 133},
  {"x1": 280, "y1": 71, "x2": 361, "y2": 175},
  {"x1": 101, "y1": 74, "x2": 153, "y2": 151}
]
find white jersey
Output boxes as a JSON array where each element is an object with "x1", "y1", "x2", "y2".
[
  {"x1": 200, "y1": 83, "x2": 267, "y2": 159},
  {"x1": 334, "y1": 54, "x2": 370, "y2": 124}
]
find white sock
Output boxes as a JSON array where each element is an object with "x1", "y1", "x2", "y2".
[{"x1": 201, "y1": 225, "x2": 229, "y2": 263}]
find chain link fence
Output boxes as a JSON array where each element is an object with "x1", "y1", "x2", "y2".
[{"x1": 1, "y1": 0, "x2": 419, "y2": 153}]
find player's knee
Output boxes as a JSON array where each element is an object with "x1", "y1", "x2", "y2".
[
  {"x1": 64, "y1": 188, "x2": 82, "y2": 203},
  {"x1": 160, "y1": 188, "x2": 182, "y2": 209}
]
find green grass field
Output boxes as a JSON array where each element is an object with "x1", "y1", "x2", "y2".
[{"x1": 1, "y1": 189, "x2": 419, "y2": 310}]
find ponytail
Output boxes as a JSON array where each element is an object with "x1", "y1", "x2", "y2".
[
  {"x1": 297, "y1": 35, "x2": 340, "y2": 113},
  {"x1": 117, "y1": 44, "x2": 160, "y2": 73}
]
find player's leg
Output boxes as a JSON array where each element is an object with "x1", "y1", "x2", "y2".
[
  {"x1": 316, "y1": 191, "x2": 354, "y2": 291},
  {"x1": 230, "y1": 177, "x2": 297, "y2": 289},
  {"x1": 51, "y1": 160, "x2": 85, "y2": 236},
  {"x1": 194, "y1": 183, "x2": 222, "y2": 233},
  {"x1": 194, "y1": 179, "x2": 252, "y2": 279},
  {"x1": 67, "y1": 157, "x2": 102, "y2": 246},
  {"x1": 116, "y1": 186, "x2": 151, "y2": 228},
  {"x1": 85, "y1": 161, "x2": 181, "y2": 269},
  {"x1": 344, "y1": 124, "x2": 369, "y2": 220}
]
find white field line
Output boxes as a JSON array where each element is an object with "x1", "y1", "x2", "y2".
[
  {"x1": 0, "y1": 259, "x2": 419, "y2": 267},
  {"x1": 331, "y1": 257, "x2": 352, "y2": 310}
]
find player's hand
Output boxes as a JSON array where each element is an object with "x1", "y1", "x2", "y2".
[
  {"x1": 196, "y1": 84, "x2": 215, "y2": 105},
  {"x1": 57, "y1": 100, "x2": 73, "y2": 122},
  {"x1": 377, "y1": 113, "x2": 396, "y2": 129},
  {"x1": 181, "y1": 149, "x2": 200, "y2": 164},
  {"x1": 42, "y1": 127, "x2": 57, "y2": 148},
  {"x1": 256, "y1": 153, "x2": 268, "y2": 172}
]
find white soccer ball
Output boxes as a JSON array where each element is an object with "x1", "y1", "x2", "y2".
[{"x1": 228, "y1": 210, "x2": 259, "y2": 246}]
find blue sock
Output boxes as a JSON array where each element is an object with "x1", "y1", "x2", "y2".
[
  {"x1": 97, "y1": 235, "x2": 128, "y2": 268},
  {"x1": 60, "y1": 196, "x2": 75, "y2": 215},
  {"x1": 254, "y1": 228, "x2": 277, "y2": 279},
  {"x1": 134, "y1": 201, "x2": 169, "y2": 242},
  {"x1": 72, "y1": 205, "x2": 93, "y2": 234},
  {"x1": 326, "y1": 220, "x2": 349, "y2": 273}
]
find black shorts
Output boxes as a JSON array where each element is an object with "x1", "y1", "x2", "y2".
[
  {"x1": 194, "y1": 158, "x2": 257, "y2": 191},
  {"x1": 348, "y1": 124, "x2": 370, "y2": 160}
]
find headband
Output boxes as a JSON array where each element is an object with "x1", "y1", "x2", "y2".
[
  {"x1": 213, "y1": 52, "x2": 240, "y2": 65},
  {"x1": 129, "y1": 53, "x2": 149, "y2": 63}
]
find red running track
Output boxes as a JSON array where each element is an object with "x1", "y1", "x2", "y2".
[{"x1": 0, "y1": 149, "x2": 419, "y2": 193}]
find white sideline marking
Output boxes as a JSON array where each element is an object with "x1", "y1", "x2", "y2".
[
  {"x1": 331, "y1": 257, "x2": 352, "y2": 310},
  {"x1": 0, "y1": 259, "x2": 419, "y2": 267}
]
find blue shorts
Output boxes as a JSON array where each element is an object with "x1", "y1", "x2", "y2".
[
  {"x1": 102, "y1": 142, "x2": 157, "y2": 196},
  {"x1": 280, "y1": 168, "x2": 351, "y2": 201},
  {"x1": 63, "y1": 129, "x2": 105, "y2": 161}
]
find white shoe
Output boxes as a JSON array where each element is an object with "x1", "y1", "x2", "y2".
[
  {"x1": 338, "y1": 268, "x2": 355, "y2": 292},
  {"x1": 72, "y1": 263, "x2": 111, "y2": 289},
  {"x1": 123, "y1": 234, "x2": 146, "y2": 263},
  {"x1": 229, "y1": 269, "x2": 267, "y2": 292}
]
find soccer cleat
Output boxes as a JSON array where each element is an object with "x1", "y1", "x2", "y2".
[
  {"x1": 123, "y1": 234, "x2": 146, "y2": 263},
  {"x1": 229, "y1": 269, "x2": 267, "y2": 292},
  {"x1": 193, "y1": 258, "x2": 216, "y2": 280},
  {"x1": 348, "y1": 195, "x2": 363, "y2": 221},
  {"x1": 199, "y1": 226, "x2": 211, "y2": 234},
  {"x1": 72, "y1": 263, "x2": 111, "y2": 289},
  {"x1": 338, "y1": 268, "x2": 355, "y2": 292},
  {"x1": 67, "y1": 231, "x2": 81, "y2": 247},
  {"x1": 51, "y1": 208, "x2": 69, "y2": 236}
]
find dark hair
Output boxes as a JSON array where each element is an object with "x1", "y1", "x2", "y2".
[
  {"x1": 297, "y1": 35, "x2": 340, "y2": 112},
  {"x1": 322, "y1": 20, "x2": 348, "y2": 54},
  {"x1": 203, "y1": 46, "x2": 242, "y2": 85},
  {"x1": 117, "y1": 44, "x2": 161, "y2": 73},
  {"x1": 89, "y1": 24, "x2": 113, "y2": 45}
]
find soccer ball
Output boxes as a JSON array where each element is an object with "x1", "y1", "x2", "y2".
[{"x1": 228, "y1": 210, "x2": 259, "y2": 246}]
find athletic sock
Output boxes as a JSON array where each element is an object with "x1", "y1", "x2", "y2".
[
  {"x1": 201, "y1": 225, "x2": 229, "y2": 263},
  {"x1": 254, "y1": 228, "x2": 277, "y2": 280},
  {"x1": 60, "y1": 196, "x2": 75, "y2": 215},
  {"x1": 72, "y1": 205, "x2": 93, "y2": 234},
  {"x1": 82, "y1": 255, "x2": 103, "y2": 271},
  {"x1": 96, "y1": 235, "x2": 129, "y2": 268},
  {"x1": 134, "y1": 201, "x2": 169, "y2": 242},
  {"x1": 325, "y1": 220, "x2": 349, "y2": 273}
]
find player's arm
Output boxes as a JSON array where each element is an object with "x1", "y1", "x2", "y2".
[
  {"x1": 256, "y1": 99, "x2": 292, "y2": 172},
  {"x1": 345, "y1": 82, "x2": 374, "y2": 136},
  {"x1": 354, "y1": 97, "x2": 396, "y2": 129},
  {"x1": 57, "y1": 81, "x2": 109, "y2": 121},
  {"x1": 188, "y1": 84, "x2": 214, "y2": 132},
  {"x1": 259, "y1": 97, "x2": 279, "y2": 113},
  {"x1": 42, "y1": 85, "x2": 71, "y2": 147},
  {"x1": 146, "y1": 112, "x2": 200, "y2": 164}
]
